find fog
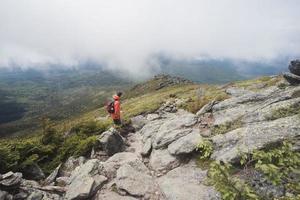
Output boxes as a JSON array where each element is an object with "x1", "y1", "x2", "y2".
[{"x1": 0, "y1": 0, "x2": 299, "y2": 78}]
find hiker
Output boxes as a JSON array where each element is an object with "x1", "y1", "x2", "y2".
[{"x1": 107, "y1": 92, "x2": 122, "y2": 125}]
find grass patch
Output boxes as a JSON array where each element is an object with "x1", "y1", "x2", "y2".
[
  {"x1": 0, "y1": 119, "x2": 106, "y2": 175},
  {"x1": 183, "y1": 85, "x2": 229, "y2": 114},
  {"x1": 211, "y1": 119, "x2": 242, "y2": 135},
  {"x1": 233, "y1": 76, "x2": 282, "y2": 91},
  {"x1": 266, "y1": 103, "x2": 300, "y2": 121}
]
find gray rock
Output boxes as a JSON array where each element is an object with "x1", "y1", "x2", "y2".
[
  {"x1": 242, "y1": 97, "x2": 300, "y2": 124},
  {"x1": 13, "y1": 192, "x2": 28, "y2": 199},
  {"x1": 20, "y1": 179, "x2": 39, "y2": 188},
  {"x1": 283, "y1": 72, "x2": 300, "y2": 85},
  {"x1": 211, "y1": 115, "x2": 300, "y2": 162},
  {"x1": 149, "y1": 149, "x2": 180, "y2": 172},
  {"x1": 168, "y1": 129, "x2": 202, "y2": 155},
  {"x1": 97, "y1": 128, "x2": 125, "y2": 156},
  {"x1": 2, "y1": 172, "x2": 13, "y2": 180},
  {"x1": 211, "y1": 86, "x2": 298, "y2": 126},
  {"x1": 226, "y1": 87, "x2": 254, "y2": 97},
  {"x1": 61, "y1": 157, "x2": 86, "y2": 177},
  {"x1": 146, "y1": 113, "x2": 160, "y2": 121},
  {"x1": 131, "y1": 115, "x2": 147, "y2": 131},
  {"x1": 65, "y1": 159, "x2": 107, "y2": 200},
  {"x1": 44, "y1": 164, "x2": 61, "y2": 185},
  {"x1": 158, "y1": 165, "x2": 220, "y2": 200},
  {"x1": 0, "y1": 172, "x2": 22, "y2": 187},
  {"x1": 141, "y1": 139, "x2": 152, "y2": 156},
  {"x1": 196, "y1": 101, "x2": 216, "y2": 116},
  {"x1": 101, "y1": 152, "x2": 140, "y2": 179},
  {"x1": 146, "y1": 110, "x2": 197, "y2": 149},
  {"x1": 115, "y1": 163, "x2": 158, "y2": 197},
  {"x1": 95, "y1": 191, "x2": 138, "y2": 200},
  {"x1": 0, "y1": 191, "x2": 8, "y2": 200},
  {"x1": 22, "y1": 164, "x2": 45, "y2": 181},
  {"x1": 55, "y1": 177, "x2": 70, "y2": 187},
  {"x1": 288, "y1": 59, "x2": 300, "y2": 76},
  {"x1": 27, "y1": 191, "x2": 43, "y2": 200}
]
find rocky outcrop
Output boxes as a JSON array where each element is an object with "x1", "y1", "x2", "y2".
[
  {"x1": 65, "y1": 159, "x2": 107, "y2": 200},
  {"x1": 288, "y1": 59, "x2": 300, "y2": 76},
  {"x1": 211, "y1": 115, "x2": 300, "y2": 162},
  {"x1": 284, "y1": 59, "x2": 300, "y2": 85},
  {"x1": 97, "y1": 128, "x2": 125, "y2": 156},
  {"x1": 158, "y1": 163, "x2": 220, "y2": 200}
]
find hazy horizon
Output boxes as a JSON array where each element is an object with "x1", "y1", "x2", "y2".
[{"x1": 1, "y1": 0, "x2": 300, "y2": 79}]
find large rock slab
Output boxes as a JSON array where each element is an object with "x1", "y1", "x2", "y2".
[
  {"x1": 65, "y1": 159, "x2": 107, "y2": 200},
  {"x1": 97, "y1": 128, "x2": 125, "y2": 156},
  {"x1": 211, "y1": 115, "x2": 300, "y2": 162},
  {"x1": 140, "y1": 110, "x2": 197, "y2": 146},
  {"x1": 212, "y1": 86, "x2": 299, "y2": 126},
  {"x1": 168, "y1": 129, "x2": 202, "y2": 155},
  {"x1": 115, "y1": 163, "x2": 159, "y2": 198},
  {"x1": 149, "y1": 149, "x2": 180, "y2": 173},
  {"x1": 100, "y1": 152, "x2": 141, "y2": 179},
  {"x1": 242, "y1": 97, "x2": 300, "y2": 123},
  {"x1": 158, "y1": 164, "x2": 220, "y2": 200}
]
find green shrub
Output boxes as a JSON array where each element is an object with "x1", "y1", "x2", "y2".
[
  {"x1": 197, "y1": 139, "x2": 213, "y2": 160},
  {"x1": 207, "y1": 141, "x2": 300, "y2": 200},
  {"x1": 241, "y1": 142, "x2": 300, "y2": 198},
  {"x1": 207, "y1": 161, "x2": 260, "y2": 200},
  {"x1": 211, "y1": 120, "x2": 242, "y2": 135},
  {"x1": 70, "y1": 120, "x2": 110, "y2": 135}
]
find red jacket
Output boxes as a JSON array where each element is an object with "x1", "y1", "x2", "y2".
[{"x1": 111, "y1": 95, "x2": 121, "y2": 119}]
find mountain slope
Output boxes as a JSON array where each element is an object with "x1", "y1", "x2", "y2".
[{"x1": 1, "y1": 73, "x2": 299, "y2": 200}]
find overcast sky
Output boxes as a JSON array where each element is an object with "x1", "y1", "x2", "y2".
[{"x1": 0, "y1": 0, "x2": 299, "y2": 77}]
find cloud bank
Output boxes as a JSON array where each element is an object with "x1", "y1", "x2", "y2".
[{"x1": 0, "y1": 0, "x2": 300, "y2": 78}]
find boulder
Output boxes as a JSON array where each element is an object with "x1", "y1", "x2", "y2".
[
  {"x1": 283, "y1": 72, "x2": 300, "y2": 85},
  {"x1": 44, "y1": 164, "x2": 61, "y2": 185},
  {"x1": 100, "y1": 152, "x2": 140, "y2": 179},
  {"x1": 149, "y1": 149, "x2": 180, "y2": 173},
  {"x1": 196, "y1": 101, "x2": 216, "y2": 116},
  {"x1": 147, "y1": 110, "x2": 197, "y2": 149},
  {"x1": 65, "y1": 159, "x2": 107, "y2": 200},
  {"x1": 61, "y1": 156, "x2": 86, "y2": 177},
  {"x1": 115, "y1": 163, "x2": 158, "y2": 198},
  {"x1": 130, "y1": 115, "x2": 147, "y2": 131},
  {"x1": 97, "y1": 128, "x2": 125, "y2": 156},
  {"x1": 13, "y1": 192, "x2": 28, "y2": 199},
  {"x1": 0, "y1": 172, "x2": 22, "y2": 188},
  {"x1": 0, "y1": 191, "x2": 8, "y2": 200},
  {"x1": 141, "y1": 139, "x2": 152, "y2": 156},
  {"x1": 27, "y1": 191, "x2": 44, "y2": 200},
  {"x1": 168, "y1": 129, "x2": 202, "y2": 155},
  {"x1": 22, "y1": 164, "x2": 45, "y2": 181},
  {"x1": 158, "y1": 164, "x2": 220, "y2": 200},
  {"x1": 288, "y1": 59, "x2": 300, "y2": 76},
  {"x1": 56, "y1": 177, "x2": 70, "y2": 187},
  {"x1": 211, "y1": 115, "x2": 300, "y2": 163}
]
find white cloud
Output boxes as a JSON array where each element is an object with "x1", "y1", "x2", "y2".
[{"x1": 0, "y1": 0, "x2": 299, "y2": 77}]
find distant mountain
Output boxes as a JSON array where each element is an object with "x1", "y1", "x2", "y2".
[
  {"x1": 0, "y1": 66, "x2": 132, "y2": 137},
  {"x1": 155, "y1": 56, "x2": 289, "y2": 83}
]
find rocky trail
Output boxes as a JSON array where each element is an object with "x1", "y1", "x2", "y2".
[{"x1": 1, "y1": 75, "x2": 300, "y2": 200}]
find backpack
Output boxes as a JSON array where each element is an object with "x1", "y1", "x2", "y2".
[{"x1": 106, "y1": 101, "x2": 115, "y2": 114}]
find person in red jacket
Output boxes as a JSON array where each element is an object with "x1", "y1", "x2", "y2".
[{"x1": 111, "y1": 92, "x2": 122, "y2": 125}]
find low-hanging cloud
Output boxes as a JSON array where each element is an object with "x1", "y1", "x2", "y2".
[{"x1": 0, "y1": 0, "x2": 300, "y2": 78}]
